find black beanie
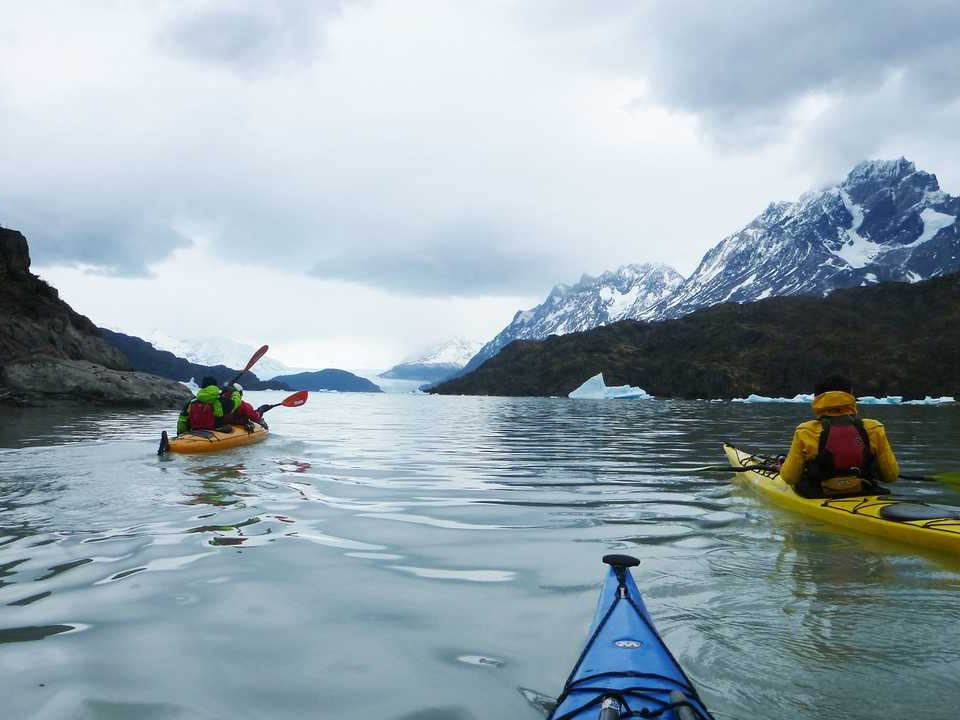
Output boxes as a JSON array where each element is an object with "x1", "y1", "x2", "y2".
[{"x1": 814, "y1": 374, "x2": 853, "y2": 396}]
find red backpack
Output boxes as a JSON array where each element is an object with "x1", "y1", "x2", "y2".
[{"x1": 188, "y1": 401, "x2": 217, "y2": 430}]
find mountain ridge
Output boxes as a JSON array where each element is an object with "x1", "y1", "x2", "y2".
[
  {"x1": 463, "y1": 157, "x2": 959, "y2": 371},
  {"x1": 431, "y1": 270, "x2": 960, "y2": 400},
  {"x1": 380, "y1": 338, "x2": 481, "y2": 382},
  {"x1": 463, "y1": 263, "x2": 684, "y2": 374}
]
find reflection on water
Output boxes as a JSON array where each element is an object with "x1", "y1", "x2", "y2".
[{"x1": 0, "y1": 394, "x2": 958, "y2": 719}]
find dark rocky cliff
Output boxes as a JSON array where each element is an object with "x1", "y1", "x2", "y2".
[
  {"x1": 431, "y1": 271, "x2": 960, "y2": 400},
  {"x1": 1, "y1": 227, "x2": 129, "y2": 368},
  {"x1": 0, "y1": 226, "x2": 191, "y2": 406}
]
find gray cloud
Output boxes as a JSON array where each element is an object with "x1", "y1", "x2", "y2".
[
  {"x1": 623, "y1": 0, "x2": 960, "y2": 142},
  {"x1": 309, "y1": 222, "x2": 570, "y2": 296},
  {"x1": 158, "y1": 0, "x2": 347, "y2": 74},
  {"x1": 5, "y1": 0, "x2": 960, "y2": 303},
  {"x1": 0, "y1": 194, "x2": 190, "y2": 278}
]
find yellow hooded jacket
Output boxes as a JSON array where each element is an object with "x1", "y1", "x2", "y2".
[{"x1": 780, "y1": 390, "x2": 899, "y2": 495}]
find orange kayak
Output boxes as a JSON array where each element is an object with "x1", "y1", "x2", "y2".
[{"x1": 166, "y1": 424, "x2": 268, "y2": 454}]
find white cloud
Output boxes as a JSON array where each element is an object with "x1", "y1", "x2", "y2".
[
  {"x1": 35, "y1": 237, "x2": 531, "y2": 369},
  {"x1": 3, "y1": 1, "x2": 959, "y2": 365}
]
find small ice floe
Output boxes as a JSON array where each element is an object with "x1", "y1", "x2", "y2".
[
  {"x1": 903, "y1": 396, "x2": 955, "y2": 405},
  {"x1": 732, "y1": 393, "x2": 813, "y2": 403},
  {"x1": 180, "y1": 378, "x2": 200, "y2": 392},
  {"x1": 568, "y1": 372, "x2": 652, "y2": 400},
  {"x1": 856, "y1": 396, "x2": 903, "y2": 405}
]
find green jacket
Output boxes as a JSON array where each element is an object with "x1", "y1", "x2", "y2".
[{"x1": 177, "y1": 384, "x2": 232, "y2": 434}]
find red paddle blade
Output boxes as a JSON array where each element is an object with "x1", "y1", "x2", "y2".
[
  {"x1": 243, "y1": 345, "x2": 269, "y2": 372},
  {"x1": 281, "y1": 390, "x2": 309, "y2": 407}
]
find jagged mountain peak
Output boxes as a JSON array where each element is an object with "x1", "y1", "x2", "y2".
[
  {"x1": 844, "y1": 157, "x2": 916, "y2": 187},
  {"x1": 462, "y1": 262, "x2": 684, "y2": 374},
  {"x1": 645, "y1": 156, "x2": 959, "y2": 320}
]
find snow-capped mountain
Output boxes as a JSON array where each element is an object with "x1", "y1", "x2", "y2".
[
  {"x1": 644, "y1": 158, "x2": 960, "y2": 319},
  {"x1": 408, "y1": 338, "x2": 481, "y2": 367},
  {"x1": 140, "y1": 331, "x2": 299, "y2": 380},
  {"x1": 461, "y1": 158, "x2": 959, "y2": 376},
  {"x1": 462, "y1": 263, "x2": 684, "y2": 374},
  {"x1": 380, "y1": 338, "x2": 483, "y2": 382}
]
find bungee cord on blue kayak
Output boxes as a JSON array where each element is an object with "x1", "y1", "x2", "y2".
[{"x1": 547, "y1": 555, "x2": 715, "y2": 720}]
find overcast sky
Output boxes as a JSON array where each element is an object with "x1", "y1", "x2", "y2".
[{"x1": 5, "y1": 0, "x2": 960, "y2": 368}]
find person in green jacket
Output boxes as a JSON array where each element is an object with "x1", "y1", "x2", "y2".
[{"x1": 177, "y1": 376, "x2": 240, "y2": 434}]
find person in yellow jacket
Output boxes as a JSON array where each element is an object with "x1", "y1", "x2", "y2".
[{"x1": 779, "y1": 375, "x2": 899, "y2": 498}]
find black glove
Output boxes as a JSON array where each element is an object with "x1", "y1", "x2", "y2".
[
  {"x1": 258, "y1": 418, "x2": 269, "y2": 430},
  {"x1": 243, "y1": 420, "x2": 256, "y2": 433}
]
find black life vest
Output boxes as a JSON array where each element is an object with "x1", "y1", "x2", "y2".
[{"x1": 807, "y1": 415, "x2": 877, "y2": 483}]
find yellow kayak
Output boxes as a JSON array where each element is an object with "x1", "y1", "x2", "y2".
[
  {"x1": 723, "y1": 443, "x2": 960, "y2": 556},
  {"x1": 166, "y1": 424, "x2": 268, "y2": 454}
]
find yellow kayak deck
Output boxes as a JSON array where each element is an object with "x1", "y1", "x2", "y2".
[
  {"x1": 723, "y1": 443, "x2": 960, "y2": 556},
  {"x1": 168, "y1": 424, "x2": 268, "y2": 454}
]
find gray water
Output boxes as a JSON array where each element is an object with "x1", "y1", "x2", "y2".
[{"x1": 1, "y1": 393, "x2": 958, "y2": 720}]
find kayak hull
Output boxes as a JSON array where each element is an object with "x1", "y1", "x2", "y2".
[
  {"x1": 167, "y1": 424, "x2": 268, "y2": 454},
  {"x1": 723, "y1": 443, "x2": 960, "y2": 555},
  {"x1": 547, "y1": 556, "x2": 714, "y2": 720}
]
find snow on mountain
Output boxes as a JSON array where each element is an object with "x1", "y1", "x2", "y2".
[
  {"x1": 644, "y1": 157, "x2": 960, "y2": 319},
  {"x1": 380, "y1": 338, "x2": 483, "y2": 382},
  {"x1": 462, "y1": 263, "x2": 684, "y2": 374},
  {"x1": 462, "y1": 158, "x2": 960, "y2": 376},
  {"x1": 140, "y1": 331, "x2": 299, "y2": 380},
  {"x1": 406, "y1": 338, "x2": 482, "y2": 367}
]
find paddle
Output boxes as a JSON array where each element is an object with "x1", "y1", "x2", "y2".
[
  {"x1": 691, "y1": 464, "x2": 778, "y2": 473},
  {"x1": 694, "y1": 464, "x2": 960, "y2": 488},
  {"x1": 256, "y1": 390, "x2": 309, "y2": 415},
  {"x1": 898, "y1": 472, "x2": 960, "y2": 487},
  {"x1": 227, "y1": 344, "x2": 269, "y2": 387}
]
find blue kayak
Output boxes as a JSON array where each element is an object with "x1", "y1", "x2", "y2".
[{"x1": 547, "y1": 555, "x2": 715, "y2": 720}]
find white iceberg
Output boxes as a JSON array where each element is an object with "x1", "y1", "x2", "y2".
[
  {"x1": 903, "y1": 396, "x2": 955, "y2": 405},
  {"x1": 568, "y1": 373, "x2": 652, "y2": 400},
  {"x1": 732, "y1": 393, "x2": 813, "y2": 404}
]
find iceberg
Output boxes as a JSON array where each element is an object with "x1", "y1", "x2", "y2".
[
  {"x1": 732, "y1": 394, "x2": 813, "y2": 404},
  {"x1": 903, "y1": 396, "x2": 955, "y2": 405},
  {"x1": 568, "y1": 373, "x2": 652, "y2": 400}
]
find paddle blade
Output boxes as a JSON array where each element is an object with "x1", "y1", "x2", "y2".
[
  {"x1": 282, "y1": 390, "x2": 309, "y2": 407},
  {"x1": 244, "y1": 345, "x2": 269, "y2": 372},
  {"x1": 932, "y1": 472, "x2": 960, "y2": 487}
]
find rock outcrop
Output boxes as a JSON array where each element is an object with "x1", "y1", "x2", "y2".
[
  {"x1": 0, "y1": 359, "x2": 193, "y2": 407},
  {"x1": 0, "y1": 226, "x2": 191, "y2": 407}
]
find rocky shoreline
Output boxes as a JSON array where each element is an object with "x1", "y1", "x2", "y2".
[{"x1": 0, "y1": 227, "x2": 191, "y2": 407}]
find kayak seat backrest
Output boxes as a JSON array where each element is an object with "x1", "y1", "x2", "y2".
[{"x1": 878, "y1": 503, "x2": 960, "y2": 522}]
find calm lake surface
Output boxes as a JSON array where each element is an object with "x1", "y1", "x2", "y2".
[{"x1": 1, "y1": 393, "x2": 958, "y2": 720}]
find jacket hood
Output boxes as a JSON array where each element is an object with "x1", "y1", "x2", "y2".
[
  {"x1": 812, "y1": 390, "x2": 857, "y2": 417},
  {"x1": 196, "y1": 385, "x2": 222, "y2": 403}
]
